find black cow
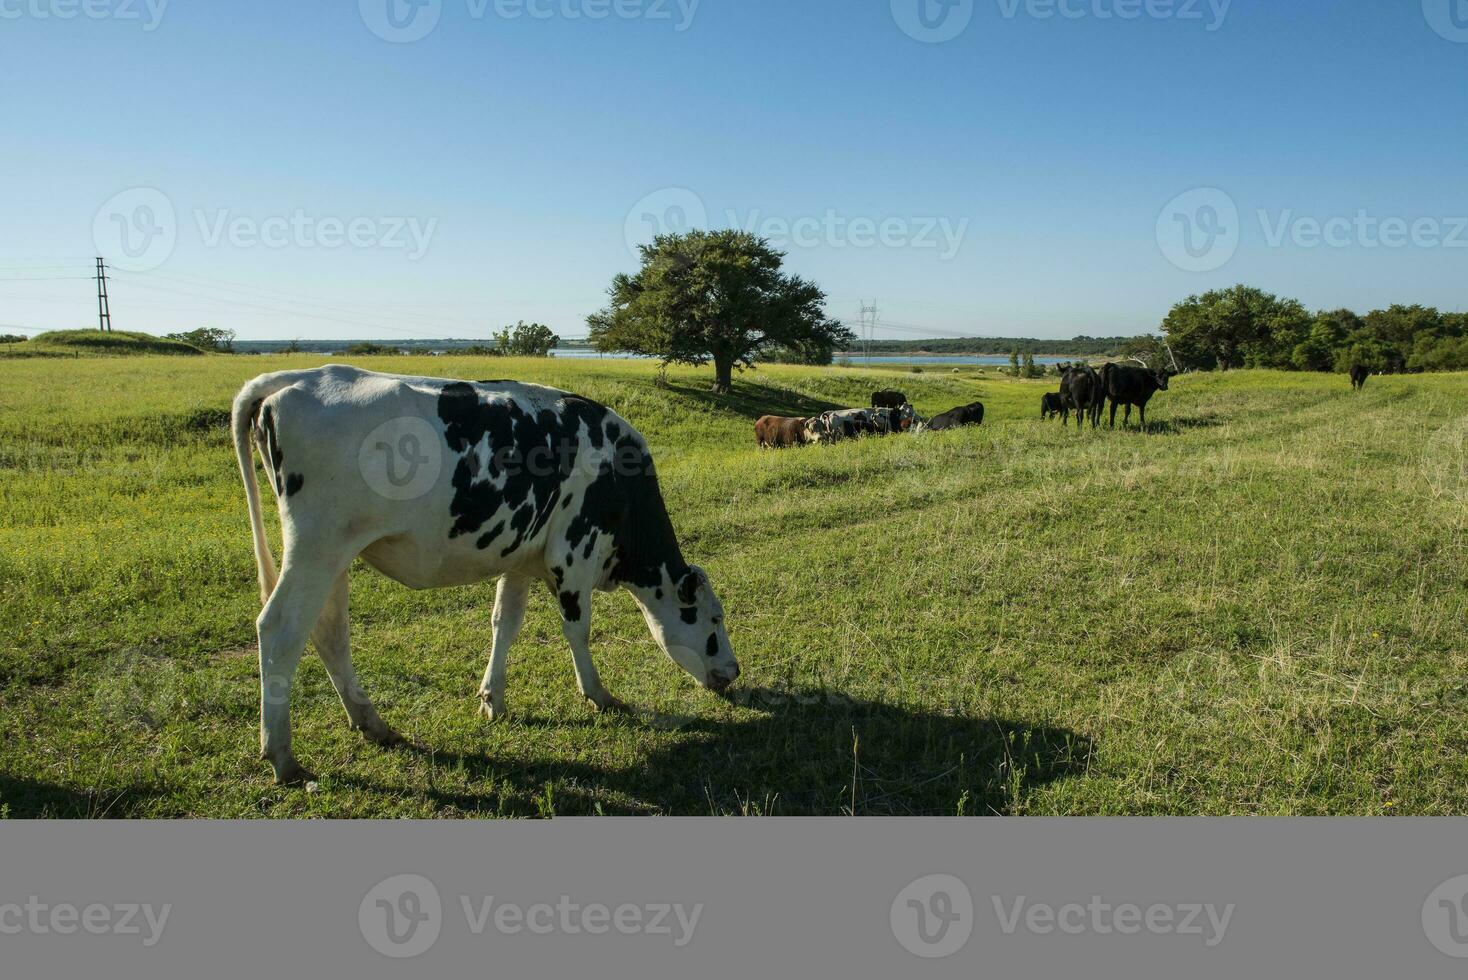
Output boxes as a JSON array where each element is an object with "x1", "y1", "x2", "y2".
[
  {"x1": 1040, "y1": 392, "x2": 1064, "y2": 419},
  {"x1": 926, "y1": 402, "x2": 985, "y2": 431},
  {"x1": 1060, "y1": 364, "x2": 1104, "y2": 429},
  {"x1": 871, "y1": 389, "x2": 909, "y2": 410},
  {"x1": 1100, "y1": 362, "x2": 1172, "y2": 429},
  {"x1": 1349, "y1": 364, "x2": 1369, "y2": 390}
]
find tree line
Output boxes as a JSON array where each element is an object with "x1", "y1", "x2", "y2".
[{"x1": 1159, "y1": 285, "x2": 1468, "y2": 374}]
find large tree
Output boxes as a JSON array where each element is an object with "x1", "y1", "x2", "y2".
[
  {"x1": 587, "y1": 230, "x2": 852, "y2": 392},
  {"x1": 1162, "y1": 285, "x2": 1308, "y2": 371}
]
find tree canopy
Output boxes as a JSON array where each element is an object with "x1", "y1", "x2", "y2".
[
  {"x1": 1161, "y1": 285, "x2": 1467, "y2": 374},
  {"x1": 587, "y1": 230, "x2": 853, "y2": 392}
]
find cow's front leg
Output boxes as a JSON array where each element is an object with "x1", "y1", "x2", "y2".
[
  {"x1": 478, "y1": 574, "x2": 530, "y2": 722},
  {"x1": 556, "y1": 588, "x2": 628, "y2": 713}
]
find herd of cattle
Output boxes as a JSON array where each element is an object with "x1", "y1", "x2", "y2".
[
  {"x1": 1041, "y1": 361, "x2": 1175, "y2": 430},
  {"x1": 755, "y1": 360, "x2": 1179, "y2": 449},
  {"x1": 755, "y1": 389, "x2": 986, "y2": 447}
]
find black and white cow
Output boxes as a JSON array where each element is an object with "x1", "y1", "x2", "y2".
[{"x1": 231, "y1": 365, "x2": 739, "y2": 785}]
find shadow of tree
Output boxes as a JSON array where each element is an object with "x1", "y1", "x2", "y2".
[
  {"x1": 0, "y1": 775, "x2": 169, "y2": 818},
  {"x1": 660, "y1": 380, "x2": 847, "y2": 422},
  {"x1": 389, "y1": 689, "x2": 1092, "y2": 816}
]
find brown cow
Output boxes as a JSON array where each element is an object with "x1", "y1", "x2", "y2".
[{"x1": 755, "y1": 415, "x2": 826, "y2": 448}]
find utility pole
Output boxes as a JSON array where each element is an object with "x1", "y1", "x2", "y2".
[
  {"x1": 95, "y1": 257, "x2": 112, "y2": 332},
  {"x1": 859, "y1": 301, "x2": 878, "y2": 362}
]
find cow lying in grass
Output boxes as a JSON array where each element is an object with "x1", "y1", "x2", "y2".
[
  {"x1": 232, "y1": 365, "x2": 740, "y2": 785},
  {"x1": 756, "y1": 415, "x2": 826, "y2": 448},
  {"x1": 924, "y1": 402, "x2": 985, "y2": 431}
]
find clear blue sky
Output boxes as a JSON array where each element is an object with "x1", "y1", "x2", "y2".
[{"x1": 2, "y1": 0, "x2": 1464, "y2": 341}]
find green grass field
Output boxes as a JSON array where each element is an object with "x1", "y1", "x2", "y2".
[{"x1": 2, "y1": 355, "x2": 1465, "y2": 816}]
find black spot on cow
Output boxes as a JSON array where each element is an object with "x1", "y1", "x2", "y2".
[
  {"x1": 558, "y1": 590, "x2": 582, "y2": 622},
  {"x1": 285, "y1": 473, "x2": 304, "y2": 497},
  {"x1": 552, "y1": 567, "x2": 565, "y2": 588},
  {"x1": 655, "y1": 589, "x2": 663, "y2": 600},
  {"x1": 680, "y1": 606, "x2": 698, "y2": 625},
  {"x1": 565, "y1": 552, "x2": 574, "y2": 568},
  {"x1": 706, "y1": 633, "x2": 719, "y2": 657},
  {"x1": 475, "y1": 521, "x2": 505, "y2": 551},
  {"x1": 437, "y1": 383, "x2": 607, "y2": 558}
]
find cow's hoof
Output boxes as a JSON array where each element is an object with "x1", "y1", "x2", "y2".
[
  {"x1": 478, "y1": 695, "x2": 508, "y2": 723},
  {"x1": 272, "y1": 760, "x2": 318, "y2": 787},
  {"x1": 360, "y1": 723, "x2": 405, "y2": 747},
  {"x1": 589, "y1": 694, "x2": 630, "y2": 714}
]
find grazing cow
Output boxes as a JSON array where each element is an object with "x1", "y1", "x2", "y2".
[
  {"x1": 925, "y1": 401, "x2": 985, "y2": 431},
  {"x1": 231, "y1": 365, "x2": 740, "y2": 785},
  {"x1": 819, "y1": 408, "x2": 878, "y2": 441},
  {"x1": 1040, "y1": 392, "x2": 1064, "y2": 419},
  {"x1": 756, "y1": 414, "x2": 825, "y2": 448},
  {"x1": 1349, "y1": 364, "x2": 1369, "y2": 390},
  {"x1": 871, "y1": 389, "x2": 909, "y2": 410},
  {"x1": 1100, "y1": 361, "x2": 1173, "y2": 429},
  {"x1": 1060, "y1": 364, "x2": 1104, "y2": 429}
]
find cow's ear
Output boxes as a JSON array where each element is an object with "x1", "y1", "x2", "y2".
[{"x1": 678, "y1": 568, "x2": 704, "y2": 605}]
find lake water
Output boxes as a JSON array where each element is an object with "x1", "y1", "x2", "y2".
[{"x1": 550, "y1": 349, "x2": 1069, "y2": 366}]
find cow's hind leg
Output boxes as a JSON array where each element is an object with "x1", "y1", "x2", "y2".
[
  {"x1": 313, "y1": 572, "x2": 401, "y2": 746},
  {"x1": 257, "y1": 558, "x2": 341, "y2": 785},
  {"x1": 555, "y1": 585, "x2": 627, "y2": 714},
  {"x1": 478, "y1": 573, "x2": 530, "y2": 722}
]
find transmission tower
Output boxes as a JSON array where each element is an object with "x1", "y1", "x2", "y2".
[
  {"x1": 858, "y1": 301, "x2": 878, "y2": 361},
  {"x1": 95, "y1": 257, "x2": 113, "y2": 332}
]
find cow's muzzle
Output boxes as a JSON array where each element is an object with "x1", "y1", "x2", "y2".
[{"x1": 706, "y1": 665, "x2": 740, "y2": 693}]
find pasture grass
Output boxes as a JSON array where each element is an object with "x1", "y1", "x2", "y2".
[{"x1": 1, "y1": 355, "x2": 1465, "y2": 816}]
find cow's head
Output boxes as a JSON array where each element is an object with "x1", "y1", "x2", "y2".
[
  {"x1": 1154, "y1": 367, "x2": 1173, "y2": 391},
  {"x1": 635, "y1": 565, "x2": 740, "y2": 692},
  {"x1": 802, "y1": 417, "x2": 828, "y2": 444}
]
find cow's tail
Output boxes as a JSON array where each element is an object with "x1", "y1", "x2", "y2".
[{"x1": 231, "y1": 373, "x2": 299, "y2": 605}]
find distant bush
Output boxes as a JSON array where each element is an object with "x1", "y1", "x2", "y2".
[
  {"x1": 165, "y1": 327, "x2": 235, "y2": 353},
  {"x1": 0, "y1": 334, "x2": 25, "y2": 344},
  {"x1": 340, "y1": 342, "x2": 399, "y2": 356}
]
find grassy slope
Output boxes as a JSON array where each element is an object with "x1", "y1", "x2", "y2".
[
  {"x1": 3, "y1": 329, "x2": 204, "y2": 358},
  {"x1": 0, "y1": 356, "x2": 1464, "y2": 817}
]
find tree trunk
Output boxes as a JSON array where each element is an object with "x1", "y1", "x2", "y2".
[{"x1": 712, "y1": 353, "x2": 734, "y2": 394}]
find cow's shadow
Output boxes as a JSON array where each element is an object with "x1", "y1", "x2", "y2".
[
  {"x1": 0, "y1": 774, "x2": 169, "y2": 818},
  {"x1": 391, "y1": 689, "x2": 1092, "y2": 816},
  {"x1": 1103, "y1": 413, "x2": 1226, "y2": 435},
  {"x1": 658, "y1": 379, "x2": 847, "y2": 422}
]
